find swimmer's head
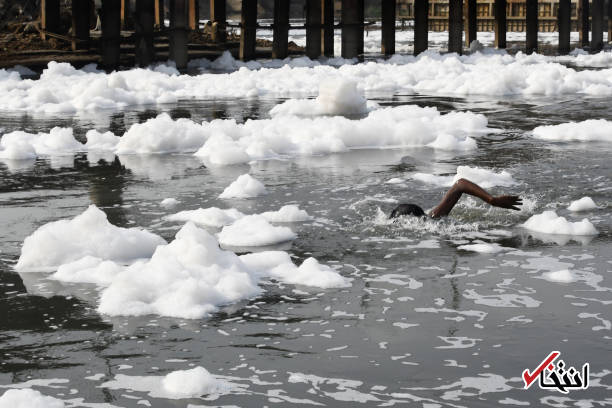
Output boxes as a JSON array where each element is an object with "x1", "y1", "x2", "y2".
[{"x1": 389, "y1": 203, "x2": 426, "y2": 219}]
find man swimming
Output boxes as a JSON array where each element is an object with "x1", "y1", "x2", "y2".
[{"x1": 390, "y1": 178, "x2": 522, "y2": 219}]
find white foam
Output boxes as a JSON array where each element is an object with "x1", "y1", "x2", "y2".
[
  {"x1": 240, "y1": 251, "x2": 351, "y2": 288},
  {"x1": 5, "y1": 51, "x2": 612, "y2": 114},
  {"x1": 217, "y1": 215, "x2": 296, "y2": 247},
  {"x1": 0, "y1": 128, "x2": 83, "y2": 160},
  {"x1": 269, "y1": 79, "x2": 372, "y2": 117},
  {"x1": 84, "y1": 129, "x2": 120, "y2": 151},
  {"x1": 193, "y1": 133, "x2": 250, "y2": 165},
  {"x1": 98, "y1": 222, "x2": 262, "y2": 318},
  {"x1": 161, "y1": 366, "x2": 232, "y2": 398},
  {"x1": 166, "y1": 207, "x2": 245, "y2": 228},
  {"x1": 101, "y1": 366, "x2": 233, "y2": 399},
  {"x1": 532, "y1": 119, "x2": 612, "y2": 142},
  {"x1": 457, "y1": 243, "x2": 510, "y2": 253},
  {"x1": 568, "y1": 197, "x2": 598, "y2": 212},
  {"x1": 219, "y1": 174, "x2": 268, "y2": 199},
  {"x1": 0, "y1": 389, "x2": 65, "y2": 408},
  {"x1": 15, "y1": 205, "x2": 165, "y2": 272},
  {"x1": 542, "y1": 269, "x2": 577, "y2": 283},
  {"x1": 413, "y1": 166, "x2": 517, "y2": 188},
  {"x1": 160, "y1": 197, "x2": 180, "y2": 209},
  {"x1": 521, "y1": 210, "x2": 598, "y2": 236},
  {"x1": 51, "y1": 256, "x2": 123, "y2": 286},
  {"x1": 260, "y1": 205, "x2": 312, "y2": 222}
]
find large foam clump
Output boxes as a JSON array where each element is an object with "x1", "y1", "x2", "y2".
[
  {"x1": 532, "y1": 119, "x2": 612, "y2": 142},
  {"x1": 568, "y1": 197, "x2": 598, "y2": 212},
  {"x1": 260, "y1": 205, "x2": 313, "y2": 222},
  {"x1": 15, "y1": 205, "x2": 165, "y2": 272},
  {"x1": 219, "y1": 174, "x2": 268, "y2": 199},
  {"x1": 412, "y1": 165, "x2": 517, "y2": 188},
  {"x1": 521, "y1": 210, "x2": 598, "y2": 236},
  {"x1": 98, "y1": 222, "x2": 262, "y2": 318},
  {"x1": 217, "y1": 215, "x2": 297, "y2": 247},
  {"x1": 4, "y1": 51, "x2": 612, "y2": 114},
  {"x1": 0, "y1": 389, "x2": 65, "y2": 408},
  {"x1": 0, "y1": 128, "x2": 83, "y2": 160},
  {"x1": 269, "y1": 79, "x2": 372, "y2": 117}
]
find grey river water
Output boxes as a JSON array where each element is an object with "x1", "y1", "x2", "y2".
[{"x1": 0, "y1": 89, "x2": 611, "y2": 407}]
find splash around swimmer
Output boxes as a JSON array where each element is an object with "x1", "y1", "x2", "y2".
[{"x1": 389, "y1": 178, "x2": 522, "y2": 219}]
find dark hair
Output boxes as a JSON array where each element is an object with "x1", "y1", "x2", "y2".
[{"x1": 389, "y1": 203, "x2": 426, "y2": 219}]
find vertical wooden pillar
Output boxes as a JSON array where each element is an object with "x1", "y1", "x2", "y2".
[
  {"x1": 102, "y1": 0, "x2": 122, "y2": 70},
  {"x1": 210, "y1": 0, "x2": 227, "y2": 42},
  {"x1": 321, "y1": 0, "x2": 334, "y2": 56},
  {"x1": 135, "y1": 0, "x2": 156, "y2": 66},
  {"x1": 494, "y1": 0, "x2": 506, "y2": 48},
  {"x1": 413, "y1": 0, "x2": 428, "y2": 55},
  {"x1": 41, "y1": 0, "x2": 60, "y2": 40},
  {"x1": 525, "y1": 0, "x2": 538, "y2": 53},
  {"x1": 591, "y1": 0, "x2": 604, "y2": 51},
  {"x1": 72, "y1": 0, "x2": 91, "y2": 50},
  {"x1": 121, "y1": 0, "x2": 133, "y2": 30},
  {"x1": 272, "y1": 0, "x2": 290, "y2": 58},
  {"x1": 578, "y1": 0, "x2": 589, "y2": 47},
  {"x1": 341, "y1": 0, "x2": 364, "y2": 58},
  {"x1": 464, "y1": 0, "x2": 477, "y2": 47},
  {"x1": 189, "y1": 0, "x2": 199, "y2": 30},
  {"x1": 170, "y1": 0, "x2": 189, "y2": 69},
  {"x1": 306, "y1": 0, "x2": 322, "y2": 59},
  {"x1": 381, "y1": 0, "x2": 396, "y2": 55},
  {"x1": 558, "y1": 0, "x2": 570, "y2": 54},
  {"x1": 448, "y1": 0, "x2": 463, "y2": 54},
  {"x1": 155, "y1": 0, "x2": 164, "y2": 28},
  {"x1": 240, "y1": 0, "x2": 257, "y2": 61}
]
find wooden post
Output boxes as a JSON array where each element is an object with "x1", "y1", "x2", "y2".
[
  {"x1": 189, "y1": 0, "x2": 199, "y2": 30},
  {"x1": 101, "y1": 0, "x2": 122, "y2": 70},
  {"x1": 41, "y1": 0, "x2": 60, "y2": 40},
  {"x1": 448, "y1": 0, "x2": 463, "y2": 54},
  {"x1": 413, "y1": 0, "x2": 428, "y2": 55},
  {"x1": 210, "y1": 0, "x2": 226, "y2": 42},
  {"x1": 464, "y1": 0, "x2": 477, "y2": 47},
  {"x1": 494, "y1": 0, "x2": 506, "y2": 48},
  {"x1": 341, "y1": 0, "x2": 364, "y2": 59},
  {"x1": 240, "y1": 0, "x2": 257, "y2": 61},
  {"x1": 135, "y1": 0, "x2": 156, "y2": 66},
  {"x1": 321, "y1": 0, "x2": 334, "y2": 56},
  {"x1": 306, "y1": 0, "x2": 322, "y2": 59},
  {"x1": 155, "y1": 0, "x2": 164, "y2": 28},
  {"x1": 72, "y1": 0, "x2": 91, "y2": 51},
  {"x1": 558, "y1": 0, "x2": 570, "y2": 54},
  {"x1": 170, "y1": 0, "x2": 189, "y2": 69},
  {"x1": 121, "y1": 0, "x2": 133, "y2": 30},
  {"x1": 526, "y1": 0, "x2": 538, "y2": 53},
  {"x1": 381, "y1": 0, "x2": 396, "y2": 55},
  {"x1": 591, "y1": 0, "x2": 604, "y2": 51},
  {"x1": 272, "y1": 0, "x2": 290, "y2": 58},
  {"x1": 578, "y1": 0, "x2": 589, "y2": 47}
]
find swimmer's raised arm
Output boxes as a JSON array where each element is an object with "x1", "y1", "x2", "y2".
[{"x1": 429, "y1": 178, "x2": 522, "y2": 218}]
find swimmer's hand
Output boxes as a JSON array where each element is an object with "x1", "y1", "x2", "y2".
[{"x1": 490, "y1": 195, "x2": 522, "y2": 211}]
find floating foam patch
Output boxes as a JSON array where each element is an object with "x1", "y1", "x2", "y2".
[
  {"x1": 412, "y1": 166, "x2": 517, "y2": 188},
  {"x1": 15, "y1": 205, "x2": 165, "y2": 272},
  {"x1": 457, "y1": 243, "x2": 511, "y2": 253},
  {"x1": 0, "y1": 388, "x2": 65, "y2": 408},
  {"x1": 160, "y1": 197, "x2": 180, "y2": 209},
  {"x1": 521, "y1": 210, "x2": 598, "y2": 236},
  {"x1": 0, "y1": 128, "x2": 83, "y2": 160},
  {"x1": 217, "y1": 215, "x2": 297, "y2": 247},
  {"x1": 541, "y1": 269, "x2": 577, "y2": 283},
  {"x1": 260, "y1": 205, "x2": 312, "y2": 222},
  {"x1": 219, "y1": 174, "x2": 268, "y2": 199},
  {"x1": 568, "y1": 196, "x2": 598, "y2": 212},
  {"x1": 532, "y1": 119, "x2": 612, "y2": 142},
  {"x1": 166, "y1": 207, "x2": 245, "y2": 228}
]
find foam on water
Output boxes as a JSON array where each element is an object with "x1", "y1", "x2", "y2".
[
  {"x1": 0, "y1": 389, "x2": 65, "y2": 408},
  {"x1": 217, "y1": 215, "x2": 297, "y2": 247},
  {"x1": 412, "y1": 165, "x2": 517, "y2": 188},
  {"x1": 166, "y1": 207, "x2": 245, "y2": 228},
  {"x1": 521, "y1": 210, "x2": 598, "y2": 236},
  {"x1": 219, "y1": 174, "x2": 268, "y2": 199},
  {"x1": 568, "y1": 196, "x2": 598, "y2": 212},
  {"x1": 532, "y1": 119, "x2": 612, "y2": 142}
]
